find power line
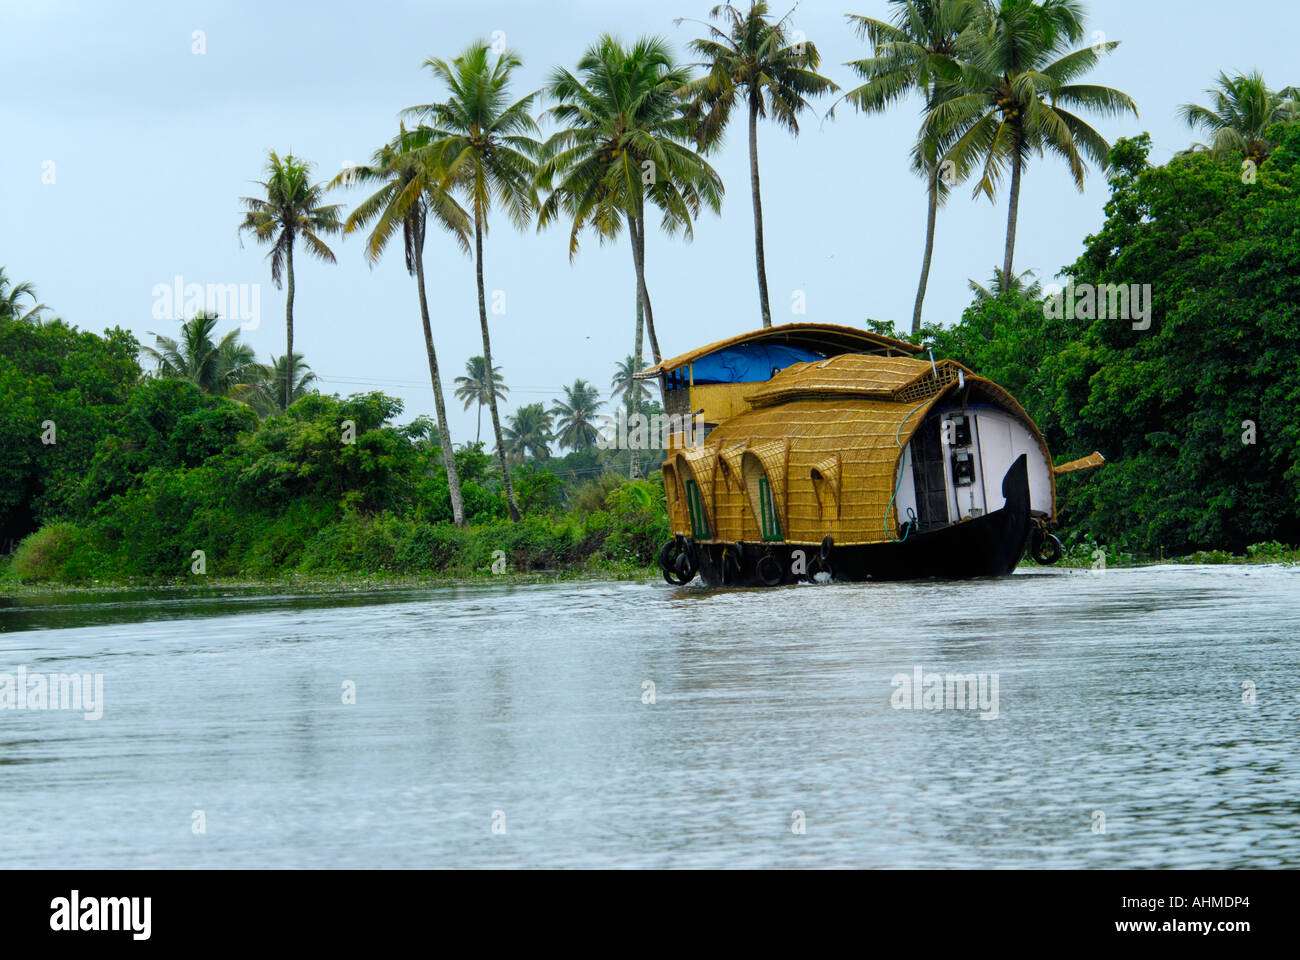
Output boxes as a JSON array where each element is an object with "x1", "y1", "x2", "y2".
[{"x1": 316, "y1": 374, "x2": 639, "y2": 398}]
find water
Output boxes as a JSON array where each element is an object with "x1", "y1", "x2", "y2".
[{"x1": 1, "y1": 565, "x2": 1297, "y2": 868}]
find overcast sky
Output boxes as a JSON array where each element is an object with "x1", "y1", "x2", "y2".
[{"x1": 5, "y1": 0, "x2": 1295, "y2": 442}]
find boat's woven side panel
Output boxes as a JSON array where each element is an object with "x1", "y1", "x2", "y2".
[
  {"x1": 676, "y1": 447, "x2": 718, "y2": 532},
  {"x1": 810, "y1": 453, "x2": 842, "y2": 518},
  {"x1": 713, "y1": 442, "x2": 758, "y2": 541},
  {"x1": 702, "y1": 396, "x2": 943, "y2": 545},
  {"x1": 661, "y1": 462, "x2": 689, "y2": 534},
  {"x1": 686, "y1": 382, "x2": 756, "y2": 425},
  {"x1": 742, "y1": 439, "x2": 790, "y2": 535}
]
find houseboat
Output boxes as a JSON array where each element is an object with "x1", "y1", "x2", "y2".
[{"x1": 636, "y1": 323, "x2": 1104, "y2": 586}]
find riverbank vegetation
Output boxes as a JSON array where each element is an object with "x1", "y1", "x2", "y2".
[
  {"x1": 907, "y1": 123, "x2": 1300, "y2": 558},
  {"x1": 4, "y1": 1, "x2": 1298, "y2": 584},
  {"x1": 0, "y1": 356, "x2": 668, "y2": 582}
]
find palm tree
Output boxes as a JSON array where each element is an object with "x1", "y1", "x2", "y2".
[
  {"x1": 679, "y1": 2, "x2": 837, "y2": 328},
  {"x1": 503, "y1": 403, "x2": 554, "y2": 462},
  {"x1": 328, "y1": 126, "x2": 472, "y2": 526},
  {"x1": 968, "y1": 267, "x2": 1041, "y2": 302},
  {"x1": 930, "y1": 0, "x2": 1137, "y2": 286},
  {"x1": 1178, "y1": 71, "x2": 1300, "y2": 166},
  {"x1": 842, "y1": 0, "x2": 978, "y2": 332},
  {"x1": 230, "y1": 352, "x2": 319, "y2": 416},
  {"x1": 611, "y1": 355, "x2": 653, "y2": 413},
  {"x1": 403, "y1": 41, "x2": 540, "y2": 524},
  {"x1": 238, "y1": 151, "x2": 343, "y2": 411},
  {"x1": 453, "y1": 355, "x2": 509, "y2": 445},
  {"x1": 551, "y1": 380, "x2": 603, "y2": 452},
  {"x1": 611, "y1": 350, "x2": 655, "y2": 479},
  {"x1": 537, "y1": 34, "x2": 724, "y2": 367},
  {"x1": 141, "y1": 311, "x2": 261, "y2": 396},
  {"x1": 0, "y1": 267, "x2": 47, "y2": 323}
]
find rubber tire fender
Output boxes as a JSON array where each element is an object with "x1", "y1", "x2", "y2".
[
  {"x1": 674, "y1": 550, "x2": 697, "y2": 584},
  {"x1": 657, "y1": 538, "x2": 676, "y2": 572},
  {"x1": 659, "y1": 539, "x2": 691, "y2": 585},
  {"x1": 1031, "y1": 529, "x2": 1064, "y2": 565},
  {"x1": 756, "y1": 554, "x2": 783, "y2": 587}
]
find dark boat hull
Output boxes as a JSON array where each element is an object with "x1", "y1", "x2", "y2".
[{"x1": 690, "y1": 454, "x2": 1033, "y2": 586}]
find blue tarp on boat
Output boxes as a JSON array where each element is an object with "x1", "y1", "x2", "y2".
[{"x1": 689, "y1": 343, "x2": 826, "y2": 383}]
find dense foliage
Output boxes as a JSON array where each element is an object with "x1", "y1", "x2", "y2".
[
  {"x1": 922, "y1": 124, "x2": 1300, "y2": 554},
  {"x1": 0, "y1": 319, "x2": 139, "y2": 548},
  {"x1": 0, "y1": 331, "x2": 668, "y2": 582}
]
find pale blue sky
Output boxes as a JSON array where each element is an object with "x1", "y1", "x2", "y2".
[{"x1": 4, "y1": 0, "x2": 1296, "y2": 441}]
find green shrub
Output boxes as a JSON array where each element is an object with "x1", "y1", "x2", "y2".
[
  {"x1": 1244, "y1": 541, "x2": 1298, "y2": 563},
  {"x1": 566, "y1": 473, "x2": 623, "y2": 514},
  {"x1": 12, "y1": 522, "x2": 85, "y2": 581},
  {"x1": 396, "y1": 523, "x2": 470, "y2": 572},
  {"x1": 1179, "y1": 549, "x2": 1238, "y2": 565},
  {"x1": 599, "y1": 477, "x2": 668, "y2": 564},
  {"x1": 483, "y1": 515, "x2": 575, "y2": 571}
]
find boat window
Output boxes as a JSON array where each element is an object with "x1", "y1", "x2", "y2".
[
  {"x1": 685, "y1": 478, "x2": 710, "y2": 539},
  {"x1": 758, "y1": 476, "x2": 782, "y2": 541}
]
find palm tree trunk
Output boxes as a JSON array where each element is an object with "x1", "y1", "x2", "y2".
[
  {"x1": 633, "y1": 266, "x2": 645, "y2": 371},
  {"x1": 748, "y1": 93, "x2": 772, "y2": 329},
  {"x1": 629, "y1": 197, "x2": 661, "y2": 364},
  {"x1": 476, "y1": 401, "x2": 482, "y2": 445},
  {"x1": 629, "y1": 275, "x2": 644, "y2": 480},
  {"x1": 475, "y1": 214, "x2": 521, "y2": 523},
  {"x1": 284, "y1": 239, "x2": 295, "y2": 412},
  {"x1": 413, "y1": 232, "x2": 466, "y2": 527},
  {"x1": 912, "y1": 163, "x2": 940, "y2": 335},
  {"x1": 1002, "y1": 146, "x2": 1023, "y2": 289}
]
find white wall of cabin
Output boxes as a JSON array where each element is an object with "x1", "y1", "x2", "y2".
[{"x1": 892, "y1": 405, "x2": 1053, "y2": 528}]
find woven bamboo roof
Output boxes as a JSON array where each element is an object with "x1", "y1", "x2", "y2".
[
  {"x1": 744, "y1": 354, "x2": 939, "y2": 406},
  {"x1": 635, "y1": 323, "x2": 922, "y2": 379}
]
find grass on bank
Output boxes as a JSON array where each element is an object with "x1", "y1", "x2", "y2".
[
  {"x1": 1048, "y1": 538, "x2": 1300, "y2": 569},
  {"x1": 4, "y1": 524, "x2": 1295, "y2": 592},
  {"x1": 0, "y1": 473, "x2": 669, "y2": 588}
]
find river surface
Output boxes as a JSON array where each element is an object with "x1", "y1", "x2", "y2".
[{"x1": 1, "y1": 565, "x2": 1297, "y2": 868}]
